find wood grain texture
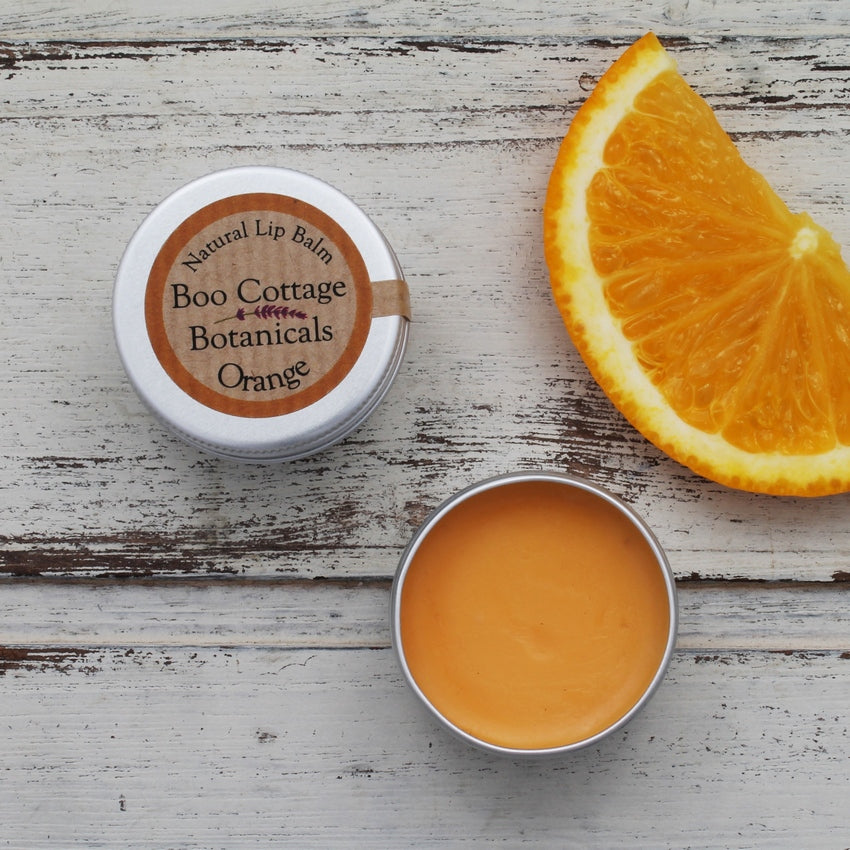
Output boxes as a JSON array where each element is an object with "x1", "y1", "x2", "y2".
[
  {"x1": 0, "y1": 647, "x2": 848, "y2": 848},
  {"x1": 2, "y1": 35, "x2": 850, "y2": 580},
  {"x1": 3, "y1": 0, "x2": 850, "y2": 39},
  {"x1": 1, "y1": 580, "x2": 849, "y2": 651}
]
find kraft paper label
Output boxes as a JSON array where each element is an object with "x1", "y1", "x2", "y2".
[{"x1": 144, "y1": 193, "x2": 401, "y2": 418}]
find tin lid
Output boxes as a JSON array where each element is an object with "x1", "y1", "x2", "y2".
[{"x1": 113, "y1": 167, "x2": 410, "y2": 461}]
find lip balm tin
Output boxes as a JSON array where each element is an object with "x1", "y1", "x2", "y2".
[
  {"x1": 113, "y1": 166, "x2": 410, "y2": 461},
  {"x1": 391, "y1": 471, "x2": 678, "y2": 757}
]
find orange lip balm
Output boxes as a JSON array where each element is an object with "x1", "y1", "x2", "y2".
[{"x1": 391, "y1": 472, "x2": 677, "y2": 755}]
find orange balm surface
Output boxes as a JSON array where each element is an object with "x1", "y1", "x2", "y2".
[{"x1": 399, "y1": 481, "x2": 671, "y2": 750}]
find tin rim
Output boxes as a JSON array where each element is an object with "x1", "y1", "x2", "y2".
[
  {"x1": 113, "y1": 166, "x2": 408, "y2": 462},
  {"x1": 390, "y1": 470, "x2": 678, "y2": 757}
]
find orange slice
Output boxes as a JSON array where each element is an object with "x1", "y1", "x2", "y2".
[{"x1": 544, "y1": 32, "x2": 850, "y2": 497}]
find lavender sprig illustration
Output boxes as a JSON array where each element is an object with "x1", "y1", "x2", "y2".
[{"x1": 215, "y1": 305, "x2": 309, "y2": 324}]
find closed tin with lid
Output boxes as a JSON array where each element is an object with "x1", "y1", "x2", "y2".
[{"x1": 113, "y1": 166, "x2": 410, "y2": 461}]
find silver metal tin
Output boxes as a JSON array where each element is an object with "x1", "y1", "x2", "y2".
[
  {"x1": 113, "y1": 166, "x2": 409, "y2": 462},
  {"x1": 391, "y1": 471, "x2": 678, "y2": 757}
]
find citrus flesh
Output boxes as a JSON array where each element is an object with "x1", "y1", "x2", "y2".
[{"x1": 544, "y1": 32, "x2": 850, "y2": 496}]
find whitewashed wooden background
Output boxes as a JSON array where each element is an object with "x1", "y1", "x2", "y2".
[{"x1": 2, "y1": 2, "x2": 849, "y2": 847}]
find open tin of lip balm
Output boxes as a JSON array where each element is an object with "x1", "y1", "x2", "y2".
[
  {"x1": 391, "y1": 471, "x2": 678, "y2": 756},
  {"x1": 113, "y1": 166, "x2": 410, "y2": 461}
]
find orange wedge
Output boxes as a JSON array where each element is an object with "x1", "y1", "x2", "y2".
[{"x1": 544, "y1": 32, "x2": 850, "y2": 496}]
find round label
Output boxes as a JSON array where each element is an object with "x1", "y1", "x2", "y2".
[{"x1": 144, "y1": 193, "x2": 373, "y2": 418}]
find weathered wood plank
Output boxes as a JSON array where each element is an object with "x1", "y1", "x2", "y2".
[
  {"x1": 0, "y1": 580, "x2": 849, "y2": 651},
  {"x1": 0, "y1": 646, "x2": 847, "y2": 847},
  {"x1": 2, "y1": 0, "x2": 850, "y2": 39},
  {"x1": 2, "y1": 35, "x2": 850, "y2": 582},
  {"x1": 3, "y1": 36, "x2": 850, "y2": 129}
]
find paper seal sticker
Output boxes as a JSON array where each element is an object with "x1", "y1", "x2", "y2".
[{"x1": 144, "y1": 193, "x2": 379, "y2": 418}]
